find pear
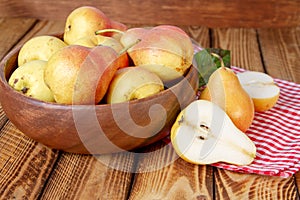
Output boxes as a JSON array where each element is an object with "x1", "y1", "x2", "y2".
[
  {"x1": 63, "y1": 6, "x2": 126, "y2": 45},
  {"x1": 199, "y1": 67, "x2": 255, "y2": 132},
  {"x1": 120, "y1": 25, "x2": 194, "y2": 82},
  {"x1": 106, "y1": 67, "x2": 164, "y2": 103},
  {"x1": 8, "y1": 60, "x2": 55, "y2": 102},
  {"x1": 44, "y1": 45, "x2": 128, "y2": 104},
  {"x1": 171, "y1": 100, "x2": 256, "y2": 166},
  {"x1": 18, "y1": 35, "x2": 67, "y2": 66},
  {"x1": 237, "y1": 71, "x2": 280, "y2": 112}
]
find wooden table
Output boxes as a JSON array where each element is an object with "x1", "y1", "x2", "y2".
[{"x1": 0, "y1": 17, "x2": 299, "y2": 200}]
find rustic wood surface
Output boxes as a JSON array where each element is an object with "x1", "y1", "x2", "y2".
[
  {"x1": 0, "y1": 16, "x2": 299, "y2": 200},
  {"x1": 0, "y1": 0, "x2": 300, "y2": 28}
]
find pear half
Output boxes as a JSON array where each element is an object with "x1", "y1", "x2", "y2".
[
  {"x1": 171, "y1": 100, "x2": 256, "y2": 166},
  {"x1": 237, "y1": 71, "x2": 280, "y2": 112}
]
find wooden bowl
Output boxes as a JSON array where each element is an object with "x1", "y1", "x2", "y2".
[{"x1": 0, "y1": 45, "x2": 199, "y2": 154}]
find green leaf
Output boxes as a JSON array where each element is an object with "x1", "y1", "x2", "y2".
[{"x1": 193, "y1": 48, "x2": 231, "y2": 87}]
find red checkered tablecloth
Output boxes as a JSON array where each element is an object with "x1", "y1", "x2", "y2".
[{"x1": 209, "y1": 66, "x2": 300, "y2": 178}]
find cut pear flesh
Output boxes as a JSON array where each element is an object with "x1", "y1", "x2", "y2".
[
  {"x1": 171, "y1": 100, "x2": 256, "y2": 166},
  {"x1": 237, "y1": 71, "x2": 280, "y2": 112}
]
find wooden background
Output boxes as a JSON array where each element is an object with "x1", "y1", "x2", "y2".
[{"x1": 0, "y1": 0, "x2": 300, "y2": 28}]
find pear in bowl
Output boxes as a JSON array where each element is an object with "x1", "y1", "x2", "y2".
[{"x1": 0, "y1": 43, "x2": 199, "y2": 154}]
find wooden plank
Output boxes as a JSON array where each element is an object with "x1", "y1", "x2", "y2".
[
  {"x1": 0, "y1": 18, "x2": 36, "y2": 60},
  {"x1": 258, "y1": 26, "x2": 300, "y2": 200},
  {"x1": 258, "y1": 27, "x2": 300, "y2": 83},
  {"x1": 0, "y1": 122, "x2": 59, "y2": 199},
  {"x1": 215, "y1": 169, "x2": 298, "y2": 199},
  {"x1": 212, "y1": 28, "x2": 264, "y2": 71},
  {"x1": 40, "y1": 152, "x2": 135, "y2": 199},
  {"x1": 0, "y1": 19, "x2": 66, "y2": 199},
  {"x1": 296, "y1": 172, "x2": 300, "y2": 197},
  {"x1": 0, "y1": 0, "x2": 299, "y2": 28},
  {"x1": 128, "y1": 141, "x2": 214, "y2": 200}
]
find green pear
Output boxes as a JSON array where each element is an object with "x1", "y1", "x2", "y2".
[
  {"x1": 18, "y1": 35, "x2": 67, "y2": 66},
  {"x1": 171, "y1": 100, "x2": 256, "y2": 165},
  {"x1": 8, "y1": 60, "x2": 55, "y2": 102}
]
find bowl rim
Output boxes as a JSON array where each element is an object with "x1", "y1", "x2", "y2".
[{"x1": 0, "y1": 44, "x2": 197, "y2": 110}]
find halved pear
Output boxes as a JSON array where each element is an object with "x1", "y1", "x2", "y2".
[
  {"x1": 171, "y1": 100, "x2": 256, "y2": 166},
  {"x1": 237, "y1": 71, "x2": 280, "y2": 112},
  {"x1": 106, "y1": 67, "x2": 164, "y2": 103}
]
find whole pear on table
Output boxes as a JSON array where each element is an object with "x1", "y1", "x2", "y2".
[{"x1": 200, "y1": 67, "x2": 255, "y2": 132}]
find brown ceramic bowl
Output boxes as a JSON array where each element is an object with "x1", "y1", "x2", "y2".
[{"x1": 0, "y1": 43, "x2": 198, "y2": 154}]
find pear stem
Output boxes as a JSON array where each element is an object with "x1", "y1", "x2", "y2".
[
  {"x1": 210, "y1": 53, "x2": 225, "y2": 68},
  {"x1": 95, "y1": 29, "x2": 125, "y2": 35},
  {"x1": 118, "y1": 39, "x2": 141, "y2": 55}
]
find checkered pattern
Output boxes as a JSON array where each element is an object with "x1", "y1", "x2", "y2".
[{"x1": 210, "y1": 66, "x2": 300, "y2": 178}]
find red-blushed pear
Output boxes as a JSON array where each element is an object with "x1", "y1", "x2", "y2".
[
  {"x1": 63, "y1": 6, "x2": 111, "y2": 45},
  {"x1": 44, "y1": 45, "x2": 128, "y2": 104},
  {"x1": 63, "y1": 6, "x2": 128, "y2": 45},
  {"x1": 120, "y1": 25, "x2": 194, "y2": 82}
]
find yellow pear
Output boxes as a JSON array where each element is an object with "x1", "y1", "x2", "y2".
[
  {"x1": 9, "y1": 60, "x2": 54, "y2": 102},
  {"x1": 106, "y1": 67, "x2": 164, "y2": 104},
  {"x1": 18, "y1": 35, "x2": 67, "y2": 66},
  {"x1": 199, "y1": 67, "x2": 254, "y2": 132},
  {"x1": 63, "y1": 6, "x2": 111, "y2": 45}
]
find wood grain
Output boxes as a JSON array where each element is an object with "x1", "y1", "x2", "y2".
[
  {"x1": 212, "y1": 28, "x2": 264, "y2": 71},
  {"x1": 0, "y1": 19, "x2": 65, "y2": 200},
  {"x1": 0, "y1": 0, "x2": 299, "y2": 28},
  {"x1": 258, "y1": 27, "x2": 300, "y2": 83},
  {"x1": 296, "y1": 172, "x2": 300, "y2": 198},
  {"x1": 40, "y1": 152, "x2": 135, "y2": 199},
  {"x1": 0, "y1": 18, "x2": 36, "y2": 60},
  {"x1": 128, "y1": 141, "x2": 214, "y2": 200},
  {"x1": 0, "y1": 122, "x2": 59, "y2": 199},
  {"x1": 215, "y1": 169, "x2": 298, "y2": 200}
]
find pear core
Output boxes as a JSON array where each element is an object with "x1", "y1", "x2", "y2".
[{"x1": 171, "y1": 100, "x2": 256, "y2": 166}]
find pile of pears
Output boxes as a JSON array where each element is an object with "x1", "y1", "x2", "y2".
[
  {"x1": 8, "y1": 5, "x2": 281, "y2": 167},
  {"x1": 9, "y1": 6, "x2": 194, "y2": 105}
]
